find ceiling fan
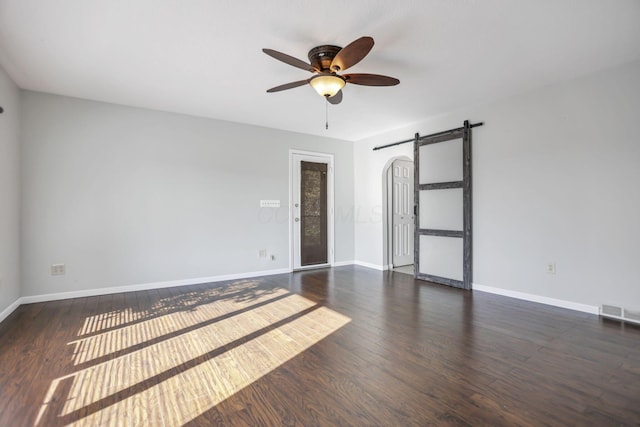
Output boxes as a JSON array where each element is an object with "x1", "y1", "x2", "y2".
[{"x1": 263, "y1": 36, "x2": 399, "y2": 104}]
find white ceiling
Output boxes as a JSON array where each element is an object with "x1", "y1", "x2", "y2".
[{"x1": 1, "y1": 1, "x2": 639, "y2": 141}]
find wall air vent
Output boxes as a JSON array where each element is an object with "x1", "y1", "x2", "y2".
[
  {"x1": 601, "y1": 304, "x2": 623, "y2": 318},
  {"x1": 600, "y1": 304, "x2": 640, "y2": 325}
]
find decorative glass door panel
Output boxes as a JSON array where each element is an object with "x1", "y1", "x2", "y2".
[{"x1": 300, "y1": 161, "x2": 328, "y2": 266}]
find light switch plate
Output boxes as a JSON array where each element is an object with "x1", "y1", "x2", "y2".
[{"x1": 260, "y1": 200, "x2": 280, "y2": 208}]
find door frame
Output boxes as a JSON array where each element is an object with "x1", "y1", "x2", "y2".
[
  {"x1": 289, "y1": 149, "x2": 335, "y2": 271},
  {"x1": 383, "y1": 156, "x2": 414, "y2": 270}
]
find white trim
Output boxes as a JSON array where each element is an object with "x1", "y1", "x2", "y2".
[
  {"x1": 0, "y1": 298, "x2": 22, "y2": 323},
  {"x1": 353, "y1": 260, "x2": 388, "y2": 271},
  {"x1": 19, "y1": 268, "x2": 291, "y2": 305},
  {"x1": 2, "y1": 270, "x2": 602, "y2": 328},
  {"x1": 473, "y1": 283, "x2": 599, "y2": 315},
  {"x1": 333, "y1": 260, "x2": 355, "y2": 267}
]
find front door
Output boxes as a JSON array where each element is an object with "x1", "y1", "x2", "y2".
[{"x1": 291, "y1": 152, "x2": 334, "y2": 270}]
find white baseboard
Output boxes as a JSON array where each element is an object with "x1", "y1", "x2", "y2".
[
  {"x1": 473, "y1": 283, "x2": 599, "y2": 315},
  {"x1": 0, "y1": 298, "x2": 22, "y2": 324},
  {"x1": 19, "y1": 268, "x2": 292, "y2": 305},
  {"x1": 5, "y1": 268, "x2": 598, "y2": 324},
  {"x1": 353, "y1": 260, "x2": 388, "y2": 271},
  {"x1": 332, "y1": 260, "x2": 355, "y2": 267}
]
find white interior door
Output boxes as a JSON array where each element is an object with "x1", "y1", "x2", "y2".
[
  {"x1": 291, "y1": 151, "x2": 334, "y2": 270},
  {"x1": 392, "y1": 159, "x2": 414, "y2": 267}
]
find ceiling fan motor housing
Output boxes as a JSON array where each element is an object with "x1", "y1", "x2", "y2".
[{"x1": 308, "y1": 45, "x2": 342, "y2": 72}]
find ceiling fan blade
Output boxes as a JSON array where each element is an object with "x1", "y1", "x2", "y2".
[
  {"x1": 327, "y1": 90, "x2": 343, "y2": 105},
  {"x1": 344, "y1": 73, "x2": 400, "y2": 86},
  {"x1": 263, "y1": 48, "x2": 318, "y2": 73},
  {"x1": 266, "y1": 79, "x2": 310, "y2": 93},
  {"x1": 330, "y1": 36, "x2": 374, "y2": 72}
]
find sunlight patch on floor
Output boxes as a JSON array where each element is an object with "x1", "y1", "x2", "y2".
[
  {"x1": 36, "y1": 283, "x2": 351, "y2": 426},
  {"x1": 70, "y1": 287, "x2": 288, "y2": 365},
  {"x1": 61, "y1": 294, "x2": 315, "y2": 415},
  {"x1": 69, "y1": 307, "x2": 350, "y2": 426},
  {"x1": 77, "y1": 280, "x2": 267, "y2": 336}
]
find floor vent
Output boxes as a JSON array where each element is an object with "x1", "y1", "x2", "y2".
[{"x1": 600, "y1": 304, "x2": 640, "y2": 325}]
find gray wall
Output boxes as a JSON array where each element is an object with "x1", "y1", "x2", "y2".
[
  {"x1": 0, "y1": 66, "x2": 21, "y2": 317},
  {"x1": 20, "y1": 92, "x2": 354, "y2": 297},
  {"x1": 8, "y1": 59, "x2": 640, "y2": 312},
  {"x1": 354, "y1": 59, "x2": 640, "y2": 310}
]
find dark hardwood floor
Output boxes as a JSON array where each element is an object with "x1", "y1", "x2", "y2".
[{"x1": 0, "y1": 266, "x2": 639, "y2": 426}]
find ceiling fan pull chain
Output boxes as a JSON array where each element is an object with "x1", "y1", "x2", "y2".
[{"x1": 325, "y1": 98, "x2": 329, "y2": 130}]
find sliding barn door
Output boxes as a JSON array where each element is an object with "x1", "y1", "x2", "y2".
[{"x1": 414, "y1": 122, "x2": 472, "y2": 289}]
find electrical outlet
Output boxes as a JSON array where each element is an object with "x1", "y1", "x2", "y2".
[
  {"x1": 51, "y1": 264, "x2": 65, "y2": 276},
  {"x1": 259, "y1": 249, "x2": 267, "y2": 258},
  {"x1": 546, "y1": 262, "x2": 556, "y2": 274}
]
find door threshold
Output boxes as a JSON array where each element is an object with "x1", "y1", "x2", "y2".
[
  {"x1": 392, "y1": 264, "x2": 415, "y2": 275},
  {"x1": 293, "y1": 263, "x2": 331, "y2": 272}
]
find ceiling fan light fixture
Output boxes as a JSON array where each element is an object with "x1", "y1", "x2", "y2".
[
  {"x1": 310, "y1": 74, "x2": 345, "y2": 98},
  {"x1": 264, "y1": 36, "x2": 399, "y2": 106}
]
